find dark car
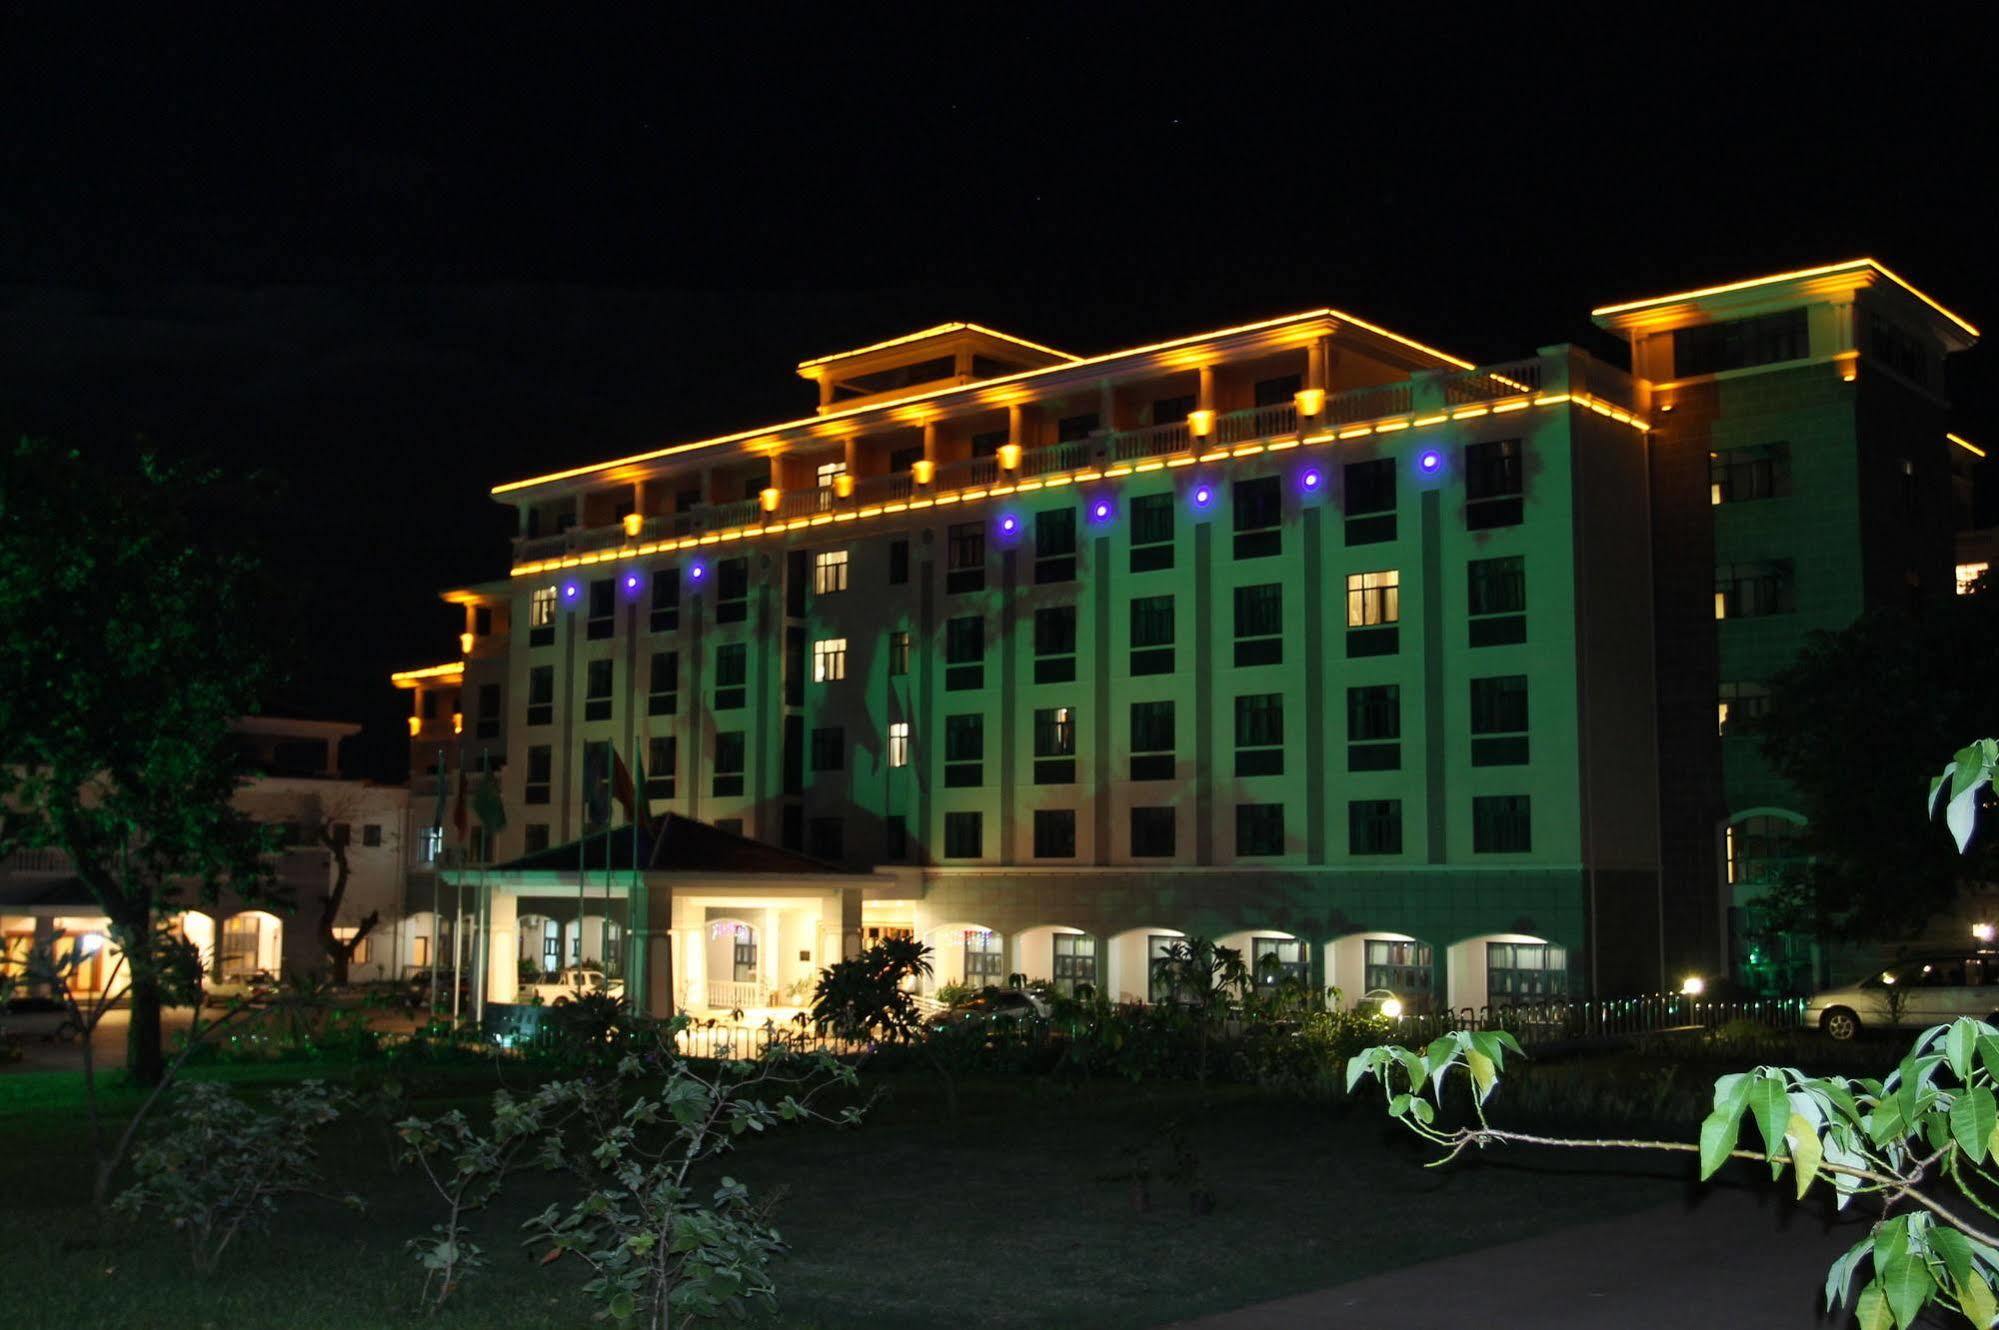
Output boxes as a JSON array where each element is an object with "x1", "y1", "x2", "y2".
[
  {"x1": 926, "y1": 986, "x2": 1051, "y2": 1029},
  {"x1": 402, "y1": 969, "x2": 475, "y2": 1012}
]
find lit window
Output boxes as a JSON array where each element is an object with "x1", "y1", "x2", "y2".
[
  {"x1": 816, "y1": 460, "x2": 847, "y2": 489},
  {"x1": 813, "y1": 638, "x2": 848, "y2": 682},
  {"x1": 888, "y1": 722, "x2": 910, "y2": 769},
  {"x1": 1346, "y1": 570, "x2": 1400, "y2": 626},
  {"x1": 530, "y1": 587, "x2": 557, "y2": 628},
  {"x1": 1957, "y1": 562, "x2": 1989, "y2": 596},
  {"x1": 813, "y1": 550, "x2": 849, "y2": 595}
]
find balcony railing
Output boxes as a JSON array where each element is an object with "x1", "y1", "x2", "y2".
[
  {"x1": 1326, "y1": 381, "x2": 1413, "y2": 424},
  {"x1": 1442, "y1": 359, "x2": 1544, "y2": 406},
  {"x1": 1019, "y1": 439, "x2": 1095, "y2": 477},
  {"x1": 1218, "y1": 401, "x2": 1298, "y2": 445},
  {"x1": 1, "y1": 847, "x2": 72, "y2": 874}
]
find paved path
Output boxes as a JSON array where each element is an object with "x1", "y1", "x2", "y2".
[{"x1": 1164, "y1": 1182, "x2": 1869, "y2": 1329}]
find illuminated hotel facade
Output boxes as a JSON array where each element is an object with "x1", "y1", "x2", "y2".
[{"x1": 395, "y1": 260, "x2": 1978, "y2": 1016}]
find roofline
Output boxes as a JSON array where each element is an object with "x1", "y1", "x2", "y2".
[
  {"x1": 1950, "y1": 432, "x2": 1987, "y2": 459},
  {"x1": 492, "y1": 307, "x2": 1474, "y2": 497},
  {"x1": 390, "y1": 661, "x2": 464, "y2": 687},
  {"x1": 795, "y1": 321, "x2": 1080, "y2": 372},
  {"x1": 1590, "y1": 258, "x2": 1979, "y2": 339}
]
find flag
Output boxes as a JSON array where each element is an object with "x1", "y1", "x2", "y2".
[
  {"x1": 611, "y1": 744, "x2": 638, "y2": 827},
  {"x1": 630, "y1": 736, "x2": 653, "y2": 837},
  {"x1": 452, "y1": 762, "x2": 469, "y2": 844},
  {"x1": 582, "y1": 741, "x2": 611, "y2": 828},
  {"x1": 473, "y1": 759, "x2": 507, "y2": 835}
]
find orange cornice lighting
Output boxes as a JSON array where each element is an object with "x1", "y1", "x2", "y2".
[
  {"x1": 1949, "y1": 432, "x2": 1988, "y2": 459},
  {"x1": 1592, "y1": 258, "x2": 1979, "y2": 338},
  {"x1": 796, "y1": 322, "x2": 1079, "y2": 371},
  {"x1": 390, "y1": 661, "x2": 465, "y2": 688},
  {"x1": 491, "y1": 308, "x2": 1474, "y2": 497}
]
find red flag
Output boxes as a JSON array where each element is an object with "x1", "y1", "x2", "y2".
[
  {"x1": 611, "y1": 744, "x2": 638, "y2": 827},
  {"x1": 452, "y1": 764, "x2": 469, "y2": 843}
]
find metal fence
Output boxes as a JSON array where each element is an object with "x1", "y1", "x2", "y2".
[{"x1": 1383, "y1": 993, "x2": 1807, "y2": 1049}]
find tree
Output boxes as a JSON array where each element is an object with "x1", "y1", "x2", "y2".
[
  {"x1": 0, "y1": 439, "x2": 281, "y2": 1083},
  {"x1": 1757, "y1": 591, "x2": 1999, "y2": 942},
  {"x1": 808, "y1": 937, "x2": 933, "y2": 1041},
  {"x1": 298, "y1": 793, "x2": 384, "y2": 985}
]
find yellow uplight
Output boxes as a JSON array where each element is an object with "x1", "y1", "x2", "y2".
[
  {"x1": 1295, "y1": 387, "x2": 1325, "y2": 417},
  {"x1": 621, "y1": 512, "x2": 643, "y2": 538},
  {"x1": 1188, "y1": 409, "x2": 1215, "y2": 438},
  {"x1": 451, "y1": 713, "x2": 463, "y2": 735},
  {"x1": 759, "y1": 487, "x2": 780, "y2": 512},
  {"x1": 911, "y1": 459, "x2": 935, "y2": 485},
  {"x1": 458, "y1": 632, "x2": 475, "y2": 655},
  {"x1": 406, "y1": 716, "x2": 421, "y2": 737},
  {"x1": 996, "y1": 443, "x2": 1023, "y2": 470},
  {"x1": 834, "y1": 473, "x2": 855, "y2": 498}
]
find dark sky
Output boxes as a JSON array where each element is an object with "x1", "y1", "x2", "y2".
[{"x1": 3, "y1": 8, "x2": 1993, "y2": 781}]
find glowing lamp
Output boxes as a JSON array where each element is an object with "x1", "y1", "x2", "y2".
[
  {"x1": 1188, "y1": 409, "x2": 1215, "y2": 438},
  {"x1": 452, "y1": 712, "x2": 463, "y2": 735},
  {"x1": 1301, "y1": 468, "x2": 1323, "y2": 492},
  {"x1": 1680, "y1": 976, "x2": 1705, "y2": 996},
  {"x1": 1418, "y1": 450, "x2": 1443, "y2": 474},
  {"x1": 1089, "y1": 498, "x2": 1113, "y2": 523},
  {"x1": 687, "y1": 562, "x2": 706, "y2": 582},
  {"x1": 759, "y1": 486, "x2": 780, "y2": 512},
  {"x1": 561, "y1": 581, "x2": 582, "y2": 602},
  {"x1": 622, "y1": 512, "x2": 643, "y2": 538},
  {"x1": 1192, "y1": 484, "x2": 1215, "y2": 508},
  {"x1": 999, "y1": 514, "x2": 1020, "y2": 535},
  {"x1": 623, "y1": 570, "x2": 641, "y2": 593},
  {"x1": 834, "y1": 473, "x2": 855, "y2": 498},
  {"x1": 1379, "y1": 997, "x2": 1403, "y2": 1019},
  {"x1": 997, "y1": 443, "x2": 1023, "y2": 470},
  {"x1": 458, "y1": 632, "x2": 475, "y2": 655},
  {"x1": 1295, "y1": 387, "x2": 1326, "y2": 417},
  {"x1": 911, "y1": 459, "x2": 935, "y2": 485},
  {"x1": 1975, "y1": 923, "x2": 1996, "y2": 943},
  {"x1": 407, "y1": 716, "x2": 421, "y2": 737}
]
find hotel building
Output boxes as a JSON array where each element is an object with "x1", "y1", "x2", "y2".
[{"x1": 393, "y1": 259, "x2": 1978, "y2": 1017}]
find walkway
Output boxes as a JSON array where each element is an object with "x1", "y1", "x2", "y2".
[{"x1": 1163, "y1": 1181, "x2": 1868, "y2": 1329}]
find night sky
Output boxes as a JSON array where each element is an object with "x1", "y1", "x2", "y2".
[{"x1": 3, "y1": 9, "x2": 1992, "y2": 782}]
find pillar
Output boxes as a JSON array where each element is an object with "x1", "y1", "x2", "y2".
[
  {"x1": 1197, "y1": 364, "x2": 1216, "y2": 413},
  {"x1": 486, "y1": 887, "x2": 518, "y2": 1005},
  {"x1": 1007, "y1": 402, "x2": 1024, "y2": 449},
  {"x1": 632, "y1": 876, "x2": 674, "y2": 1018},
  {"x1": 842, "y1": 434, "x2": 859, "y2": 476},
  {"x1": 841, "y1": 885, "x2": 863, "y2": 960},
  {"x1": 31, "y1": 915, "x2": 56, "y2": 997},
  {"x1": 1307, "y1": 337, "x2": 1329, "y2": 393},
  {"x1": 922, "y1": 420, "x2": 940, "y2": 464},
  {"x1": 1099, "y1": 380, "x2": 1116, "y2": 432},
  {"x1": 761, "y1": 905, "x2": 780, "y2": 1005}
]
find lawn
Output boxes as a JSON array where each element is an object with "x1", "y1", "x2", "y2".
[{"x1": 0, "y1": 1057, "x2": 1691, "y2": 1330}]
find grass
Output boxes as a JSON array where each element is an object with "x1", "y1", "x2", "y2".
[{"x1": 0, "y1": 1057, "x2": 1692, "y2": 1330}]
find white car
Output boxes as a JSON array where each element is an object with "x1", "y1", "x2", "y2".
[
  {"x1": 526, "y1": 969, "x2": 625, "y2": 1005},
  {"x1": 1807, "y1": 952, "x2": 1999, "y2": 1040}
]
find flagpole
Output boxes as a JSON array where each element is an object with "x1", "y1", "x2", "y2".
[
  {"x1": 473, "y1": 749, "x2": 492, "y2": 1029},
  {"x1": 451, "y1": 753, "x2": 465, "y2": 1030},
  {"x1": 429, "y1": 749, "x2": 444, "y2": 1020}
]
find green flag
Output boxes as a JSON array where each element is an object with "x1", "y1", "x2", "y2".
[{"x1": 473, "y1": 759, "x2": 507, "y2": 835}]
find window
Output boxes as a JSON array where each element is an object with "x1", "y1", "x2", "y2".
[
  {"x1": 1148, "y1": 934, "x2": 1184, "y2": 1004},
  {"x1": 650, "y1": 566, "x2": 680, "y2": 632},
  {"x1": 1058, "y1": 412, "x2": 1099, "y2": 442},
  {"x1": 645, "y1": 735, "x2": 676, "y2": 800},
  {"x1": 715, "y1": 643, "x2": 748, "y2": 709},
  {"x1": 888, "y1": 444, "x2": 922, "y2": 472},
  {"x1": 1236, "y1": 803, "x2": 1285, "y2": 856},
  {"x1": 1254, "y1": 373, "x2": 1302, "y2": 407},
  {"x1": 944, "y1": 811, "x2": 983, "y2": 859},
  {"x1": 888, "y1": 538, "x2": 910, "y2": 586},
  {"x1": 888, "y1": 630, "x2": 911, "y2": 676},
  {"x1": 1344, "y1": 458, "x2": 1397, "y2": 545},
  {"x1": 1034, "y1": 809, "x2": 1077, "y2": 858},
  {"x1": 1470, "y1": 675, "x2": 1529, "y2": 766},
  {"x1": 1130, "y1": 492, "x2": 1175, "y2": 572},
  {"x1": 1151, "y1": 393, "x2": 1194, "y2": 425},
  {"x1": 1347, "y1": 570, "x2": 1400, "y2": 656},
  {"x1": 1347, "y1": 685, "x2": 1400, "y2": 771},
  {"x1": 1349, "y1": 799, "x2": 1403, "y2": 854},
  {"x1": 715, "y1": 557, "x2": 749, "y2": 623},
  {"x1": 475, "y1": 683, "x2": 501, "y2": 739},
  {"x1": 1131, "y1": 806, "x2": 1176, "y2": 857},
  {"x1": 813, "y1": 637, "x2": 848, "y2": 683},
  {"x1": 527, "y1": 665, "x2": 555, "y2": 726},
  {"x1": 1715, "y1": 561, "x2": 1795, "y2": 619},
  {"x1": 1234, "y1": 693, "x2": 1283, "y2": 777},
  {"x1": 1718, "y1": 682, "x2": 1772, "y2": 736},
  {"x1": 649, "y1": 651, "x2": 679, "y2": 716},
  {"x1": 971, "y1": 428, "x2": 1009, "y2": 458},
  {"x1": 883, "y1": 814, "x2": 908, "y2": 860},
  {"x1": 529, "y1": 586, "x2": 557, "y2": 647},
  {"x1": 586, "y1": 579, "x2": 616, "y2": 639},
  {"x1": 962, "y1": 928, "x2": 1003, "y2": 980},
  {"x1": 1052, "y1": 934, "x2": 1099, "y2": 998},
  {"x1": 1035, "y1": 508, "x2": 1077, "y2": 583},
  {"x1": 887, "y1": 721, "x2": 910, "y2": 769},
  {"x1": 1728, "y1": 815, "x2": 1805, "y2": 886},
  {"x1": 1468, "y1": 556, "x2": 1527, "y2": 646},
  {"x1": 584, "y1": 659, "x2": 614, "y2": 722},
  {"x1": 809, "y1": 817, "x2": 845, "y2": 862},
  {"x1": 811, "y1": 726, "x2": 845, "y2": 771},
  {"x1": 1233, "y1": 476, "x2": 1282, "y2": 558},
  {"x1": 1034, "y1": 706, "x2": 1076, "y2": 784},
  {"x1": 1472, "y1": 795, "x2": 1532, "y2": 853},
  {"x1": 525, "y1": 745, "x2": 552, "y2": 805},
  {"x1": 1487, "y1": 942, "x2": 1569, "y2": 1003},
  {"x1": 1233, "y1": 583, "x2": 1282, "y2": 666},
  {"x1": 1465, "y1": 439, "x2": 1524, "y2": 528},
  {"x1": 1130, "y1": 700, "x2": 1175, "y2": 781},
  {"x1": 1673, "y1": 308, "x2": 1808, "y2": 377},
  {"x1": 944, "y1": 714, "x2": 984, "y2": 787},
  {"x1": 816, "y1": 459, "x2": 847, "y2": 490},
  {"x1": 813, "y1": 549, "x2": 849, "y2": 595},
  {"x1": 713, "y1": 732, "x2": 746, "y2": 798},
  {"x1": 1130, "y1": 594, "x2": 1175, "y2": 675},
  {"x1": 1365, "y1": 940, "x2": 1434, "y2": 1007},
  {"x1": 945, "y1": 616, "x2": 985, "y2": 690},
  {"x1": 1869, "y1": 317, "x2": 1929, "y2": 384},
  {"x1": 422, "y1": 690, "x2": 440, "y2": 720},
  {"x1": 1034, "y1": 606, "x2": 1076, "y2": 683},
  {"x1": 1710, "y1": 443, "x2": 1790, "y2": 504},
  {"x1": 523, "y1": 823, "x2": 551, "y2": 855},
  {"x1": 947, "y1": 522, "x2": 986, "y2": 594},
  {"x1": 362, "y1": 823, "x2": 383, "y2": 848},
  {"x1": 1959, "y1": 562, "x2": 1989, "y2": 596},
  {"x1": 1251, "y1": 937, "x2": 1308, "y2": 990}
]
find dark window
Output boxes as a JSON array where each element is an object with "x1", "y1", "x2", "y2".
[
  {"x1": 971, "y1": 429, "x2": 1009, "y2": 458},
  {"x1": 715, "y1": 643, "x2": 748, "y2": 709},
  {"x1": 1673, "y1": 308, "x2": 1809, "y2": 377},
  {"x1": 1151, "y1": 394, "x2": 1194, "y2": 425},
  {"x1": 1035, "y1": 508, "x2": 1077, "y2": 583},
  {"x1": 1034, "y1": 606, "x2": 1076, "y2": 683},
  {"x1": 675, "y1": 486, "x2": 702, "y2": 512},
  {"x1": 650, "y1": 566, "x2": 680, "y2": 632},
  {"x1": 1233, "y1": 583, "x2": 1283, "y2": 667},
  {"x1": 584, "y1": 659, "x2": 614, "y2": 722},
  {"x1": 1131, "y1": 700, "x2": 1175, "y2": 781},
  {"x1": 1869, "y1": 318, "x2": 1929, "y2": 385},
  {"x1": 1465, "y1": 439, "x2": 1524, "y2": 529},
  {"x1": 945, "y1": 615, "x2": 985, "y2": 690},
  {"x1": 362, "y1": 823, "x2": 383, "y2": 848},
  {"x1": 883, "y1": 814, "x2": 908, "y2": 861},
  {"x1": 645, "y1": 736, "x2": 676, "y2": 800},
  {"x1": 474, "y1": 683, "x2": 501, "y2": 739},
  {"x1": 716, "y1": 558, "x2": 749, "y2": 623},
  {"x1": 1254, "y1": 373, "x2": 1302, "y2": 407},
  {"x1": 713, "y1": 732, "x2": 746, "y2": 798},
  {"x1": 423, "y1": 690, "x2": 439, "y2": 719},
  {"x1": 1236, "y1": 803, "x2": 1285, "y2": 856},
  {"x1": 1710, "y1": 444, "x2": 1791, "y2": 504},
  {"x1": 1130, "y1": 806, "x2": 1176, "y2": 857},
  {"x1": 809, "y1": 817, "x2": 845, "y2": 862},
  {"x1": 947, "y1": 522, "x2": 985, "y2": 594},
  {"x1": 1349, "y1": 800, "x2": 1403, "y2": 855},
  {"x1": 1051, "y1": 933, "x2": 1099, "y2": 998},
  {"x1": 1058, "y1": 412, "x2": 1099, "y2": 442},
  {"x1": 649, "y1": 651, "x2": 679, "y2": 716},
  {"x1": 1130, "y1": 594, "x2": 1174, "y2": 674},
  {"x1": 1468, "y1": 556, "x2": 1526, "y2": 647},
  {"x1": 944, "y1": 713, "x2": 984, "y2": 787},
  {"x1": 587, "y1": 579, "x2": 616, "y2": 639},
  {"x1": 1034, "y1": 809, "x2": 1077, "y2": 859},
  {"x1": 1130, "y1": 492, "x2": 1175, "y2": 573},
  {"x1": 471, "y1": 605, "x2": 493, "y2": 637},
  {"x1": 1347, "y1": 685, "x2": 1400, "y2": 771},
  {"x1": 1715, "y1": 561, "x2": 1796, "y2": 618},
  {"x1": 1233, "y1": 476, "x2": 1282, "y2": 558},
  {"x1": 811, "y1": 727, "x2": 845, "y2": 772},
  {"x1": 944, "y1": 811, "x2": 983, "y2": 858},
  {"x1": 889, "y1": 444, "x2": 923, "y2": 472},
  {"x1": 1234, "y1": 693, "x2": 1284, "y2": 777},
  {"x1": 1473, "y1": 795, "x2": 1532, "y2": 853},
  {"x1": 1344, "y1": 458, "x2": 1397, "y2": 545},
  {"x1": 524, "y1": 823, "x2": 551, "y2": 854},
  {"x1": 1487, "y1": 942, "x2": 1570, "y2": 1002},
  {"x1": 527, "y1": 665, "x2": 555, "y2": 727},
  {"x1": 525, "y1": 745, "x2": 552, "y2": 805},
  {"x1": 1470, "y1": 675, "x2": 1530, "y2": 766},
  {"x1": 1034, "y1": 706, "x2": 1077, "y2": 784},
  {"x1": 888, "y1": 538, "x2": 910, "y2": 585},
  {"x1": 888, "y1": 630, "x2": 911, "y2": 677},
  {"x1": 1719, "y1": 681, "x2": 1773, "y2": 736}
]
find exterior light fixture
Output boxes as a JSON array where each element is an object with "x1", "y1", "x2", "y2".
[
  {"x1": 1192, "y1": 484, "x2": 1215, "y2": 509},
  {"x1": 1295, "y1": 387, "x2": 1326, "y2": 417},
  {"x1": 1089, "y1": 498, "x2": 1113, "y2": 523},
  {"x1": 687, "y1": 562, "x2": 707, "y2": 583},
  {"x1": 1975, "y1": 923, "x2": 1996, "y2": 943},
  {"x1": 622, "y1": 512, "x2": 643, "y2": 538},
  {"x1": 759, "y1": 486, "x2": 780, "y2": 512},
  {"x1": 406, "y1": 716, "x2": 421, "y2": 737},
  {"x1": 834, "y1": 473, "x2": 855, "y2": 498},
  {"x1": 998, "y1": 514, "x2": 1020, "y2": 536},
  {"x1": 1379, "y1": 997, "x2": 1404, "y2": 1019},
  {"x1": 561, "y1": 581, "x2": 582, "y2": 603},
  {"x1": 911, "y1": 459, "x2": 935, "y2": 485},
  {"x1": 622, "y1": 570, "x2": 642, "y2": 595},
  {"x1": 1301, "y1": 468, "x2": 1323, "y2": 492},
  {"x1": 1188, "y1": 409, "x2": 1215, "y2": 438},
  {"x1": 458, "y1": 631, "x2": 475, "y2": 655},
  {"x1": 452, "y1": 712, "x2": 463, "y2": 735},
  {"x1": 1418, "y1": 450, "x2": 1443, "y2": 474},
  {"x1": 997, "y1": 443, "x2": 1023, "y2": 470},
  {"x1": 1680, "y1": 975, "x2": 1705, "y2": 996}
]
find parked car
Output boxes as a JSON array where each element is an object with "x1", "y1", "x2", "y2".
[
  {"x1": 203, "y1": 970, "x2": 279, "y2": 1003},
  {"x1": 401, "y1": 968, "x2": 474, "y2": 1012},
  {"x1": 926, "y1": 986, "x2": 1050, "y2": 1029},
  {"x1": 1808, "y1": 952, "x2": 1999, "y2": 1040},
  {"x1": 525, "y1": 968, "x2": 624, "y2": 1006},
  {"x1": 1353, "y1": 987, "x2": 1407, "y2": 1019}
]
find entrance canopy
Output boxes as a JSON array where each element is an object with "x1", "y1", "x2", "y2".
[{"x1": 487, "y1": 813, "x2": 866, "y2": 877}]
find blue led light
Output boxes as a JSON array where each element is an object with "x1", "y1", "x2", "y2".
[
  {"x1": 1000, "y1": 514, "x2": 1019, "y2": 535},
  {"x1": 687, "y1": 562, "x2": 707, "y2": 582},
  {"x1": 1302, "y1": 468, "x2": 1323, "y2": 491},
  {"x1": 1419, "y1": 449, "x2": 1443, "y2": 473},
  {"x1": 1090, "y1": 499, "x2": 1113, "y2": 522},
  {"x1": 622, "y1": 570, "x2": 643, "y2": 596},
  {"x1": 561, "y1": 581, "x2": 582, "y2": 602},
  {"x1": 1192, "y1": 484, "x2": 1214, "y2": 508}
]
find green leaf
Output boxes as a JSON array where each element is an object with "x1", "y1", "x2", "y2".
[
  {"x1": 1465, "y1": 1046, "x2": 1497, "y2": 1103},
  {"x1": 1388, "y1": 1093, "x2": 1412, "y2": 1118},
  {"x1": 1750, "y1": 1074, "x2": 1791, "y2": 1177},
  {"x1": 1424, "y1": 1036, "x2": 1458, "y2": 1097},
  {"x1": 608, "y1": 1290, "x2": 636, "y2": 1323},
  {"x1": 1930, "y1": 1226, "x2": 1976, "y2": 1293},
  {"x1": 1698, "y1": 1108, "x2": 1742, "y2": 1180},
  {"x1": 1786, "y1": 1112, "x2": 1821, "y2": 1199},
  {"x1": 1876, "y1": 1217, "x2": 1937, "y2": 1329},
  {"x1": 1955, "y1": 746, "x2": 1989, "y2": 802},
  {"x1": 1825, "y1": 1234, "x2": 1872, "y2": 1310},
  {"x1": 1951, "y1": 1020, "x2": 1982, "y2": 1082},
  {"x1": 1345, "y1": 1052, "x2": 1375, "y2": 1094},
  {"x1": 1955, "y1": 1086, "x2": 1998, "y2": 1164},
  {"x1": 1960, "y1": 1271, "x2": 1998, "y2": 1329},
  {"x1": 1855, "y1": 1280, "x2": 1891, "y2": 1330}
]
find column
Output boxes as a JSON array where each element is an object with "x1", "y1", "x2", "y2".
[
  {"x1": 1197, "y1": 364, "x2": 1216, "y2": 412},
  {"x1": 761, "y1": 905, "x2": 780, "y2": 1005},
  {"x1": 842, "y1": 433, "x2": 859, "y2": 476},
  {"x1": 486, "y1": 887, "x2": 518, "y2": 1005},
  {"x1": 841, "y1": 886, "x2": 862, "y2": 960},
  {"x1": 1098, "y1": 380, "x2": 1116, "y2": 433},
  {"x1": 1007, "y1": 402, "x2": 1024, "y2": 449},
  {"x1": 632, "y1": 875, "x2": 674, "y2": 1018},
  {"x1": 32, "y1": 915, "x2": 56, "y2": 997},
  {"x1": 922, "y1": 420, "x2": 940, "y2": 464},
  {"x1": 1307, "y1": 338, "x2": 1328, "y2": 393}
]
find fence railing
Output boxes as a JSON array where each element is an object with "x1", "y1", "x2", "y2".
[
  {"x1": 1382, "y1": 993, "x2": 1807, "y2": 1048},
  {"x1": 1325, "y1": 380, "x2": 1413, "y2": 424},
  {"x1": 1110, "y1": 420, "x2": 1192, "y2": 461},
  {"x1": 1218, "y1": 401, "x2": 1298, "y2": 444}
]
